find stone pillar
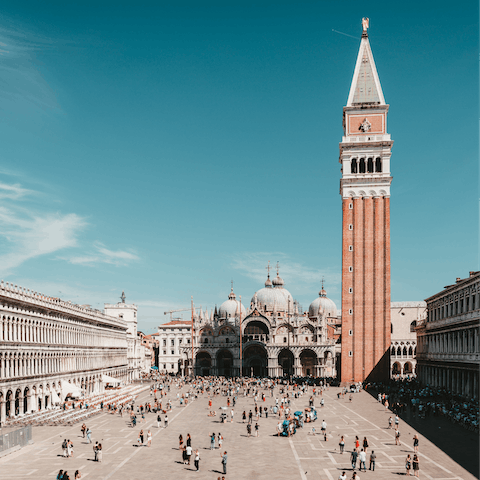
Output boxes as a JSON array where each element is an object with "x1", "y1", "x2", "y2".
[
  {"x1": 0, "y1": 400, "x2": 5, "y2": 424},
  {"x1": 9, "y1": 397, "x2": 14, "y2": 418}
]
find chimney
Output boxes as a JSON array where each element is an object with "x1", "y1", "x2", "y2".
[{"x1": 456, "y1": 278, "x2": 461, "y2": 283}]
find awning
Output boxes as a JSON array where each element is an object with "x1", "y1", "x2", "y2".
[
  {"x1": 51, "y1": 389, "x2": 61, "y2": 404},
  {"x1": 102, "y1": 374, "x2": 120, "y2": 384},
  {"x1": 150, "y1": 366, "x2": 158, "y2": 370},
  {"x1": 61, "y1": 383, "x2": 82, "y2": 400}
]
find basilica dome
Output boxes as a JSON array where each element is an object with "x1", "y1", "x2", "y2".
[
  {"x1": 251, "y1": 274, "x2": 293, "y2": 313},
  {"x1": 219, "y1": 288, "x2": 246, "y2": 323},
  {"x1": 308, "y1": 286, "x2": 337, "y2": 318}
]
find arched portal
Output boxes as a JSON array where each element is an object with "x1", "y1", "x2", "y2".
[
  {"x1": 403, "y1": 361, "x2": 413, "y2": 375},
  {"x1": 23, "y1": 387, "x2": 29, "y2": 414},
  {"x1": 278, "y1": 349, "x2": 294, "y2": 377},
  {"x1": 217, "y1": 349, "x2": 234, "y2": 377},
  {"x1": 300, "y1": 349, "x2": 317, "y2": 377},
  {"x1": 243, "y1": 321, "x2": 269, "y2": 343},
  {"x1": 243, "y1": 344, "x2": 267, "y2": 377},
  {"x1": 195, "y1": 351, "x2": 212, "y2": 376},
  {"x1": 392, "y1": 361, "x2": 401, "y2": 376},
  {"x1": 5, "y1": 390, "x2": 13, "y2": 418}
]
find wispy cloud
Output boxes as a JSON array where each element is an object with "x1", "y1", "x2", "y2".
[
  {"x1": 68, "y1": 242, "x2": 139, "y2": 267},
  {"x1": 0, "y1": 181, "x2": 35, "y2": 200},
  {"x1": 0, "y1": 206, "x2": 86, "y2": 273}
]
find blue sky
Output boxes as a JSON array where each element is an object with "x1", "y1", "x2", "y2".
[{"x1": 0, "y1": 1, "x2": 477, "y2": 333}]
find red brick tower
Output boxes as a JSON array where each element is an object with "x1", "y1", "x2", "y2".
[{"x1": 340, "y1": 19, "x2": 393, "y2": 384}]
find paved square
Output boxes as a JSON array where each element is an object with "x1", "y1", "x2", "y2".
[{"x1": 0, "y1": 383, "x2": 476, "y2": 479}]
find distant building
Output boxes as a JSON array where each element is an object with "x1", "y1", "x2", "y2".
[
  {"x1": 390, "y1": 302, "x2": 426, "y2": 378},
  {"x1": 104, "y1": 292, "x2": 141, "y2": 381},
  {"x1": 416, "y1": 272, "x2": 479, "y2": 399},
  {"x1": 156, "y1": 320, "x2": 192, "y2": 375}
]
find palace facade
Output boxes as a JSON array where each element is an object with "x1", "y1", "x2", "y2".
[{"x1": 0, "y1": 283, "x2": 140, "y2": 423}]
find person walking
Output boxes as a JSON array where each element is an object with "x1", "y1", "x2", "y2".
[
  {"x1": 147, "y1": 430, "x2": 152, "y2": 447},
  {"x1": 242, "y1": 411, "x2": 246, "y2": 423},
  {"x1": 86, "y1": 428, "x2": 92, "y2": 444},
  {"x1": 358, "y1": 449, "x2": 366, "y2": 471},
  {"x1": 350, "y1": 449, "x2": 358, "y2": 470},
  {"x1": 210, "y1": 432, "x2": 216, "y2": 450},
  {"x1": 221, "y1": 451, "x2": 228, "y2": 475},
  {"x1": 81, "y1": 424, "x2": 86, "y2": 438},
  {"x1": 339, "y1": 435, "x2": 345, "y2": 453},
  {"x1": 186, "y1": 433, "x2": 192, "y2": 447},
  {"x1": 369, "y1": 451, "x2": 376, "y2": 471},
  {"x1": 247, "y1": 423, "x2": 252, "y2": 437},
  {"x1": 156, "y1": 413, "x2": 161, "y2": 428},
  {"x1": 338, "y1": 472, "x2": 347, "y2": 480},
  {"x1": 395, "y1": 429, "x2": 401, "y2": 445},
  {"x1": 230, "y1": 409, "x2": 234, "y2": 423},
  {"x1": 56, "y1": 470, "x2": 64, "y2": 480},
  {"x1": 62, "y1": 439, "x2": 68, "y2": 458},
  {"x1": 405, "y1": 454, "x2": 412, "y2": 476},
  {"x1": 164, "y1": 414, "x2": 168, "y2": 427},
  {"x1": 93, "y1": 442, "x2": 99, "y2": 462},
  {"x1": 412, "y1": 454, "x2": 419, "y2": 477},
  {"x1": 255, "y1": 422, "x2": 259, "y2": 437},
  {"x1": 362, "y1": 437, "x2": 368, "y2": 453},
  {"x1": 67, "y1": 439, "x2": 74, "y2": 457},
  {"x1": 74, "y1": 470, "x2": 81, "y2": 479},
  {"x1": 138, "y1": 429, "x2": 144, "y2": 446},
  {"x1": 194, "y1": 449, "x2": 200, "y2": 471},
  {"x1": 97, "y1": 443, "x2": 103, "y2": 463},
  {"x1": 218, "y1": 433, "x2": 223, "y2": 450}
]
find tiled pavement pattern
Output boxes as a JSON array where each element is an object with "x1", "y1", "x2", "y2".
[{"x1": 0, "y1": 384, "x2": 476, "y2": 480}]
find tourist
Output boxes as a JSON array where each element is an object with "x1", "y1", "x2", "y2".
[
  {"x1": 412, "y1": 454, "x2": 419, "y2": 477},
  {"x1": 358, "y1": 449, "x2": 366, "y2": 471},
  {"x1": 350, "y1": 449, "x2": 358, "y2": 470},
  {"x1": 231, "y1": 409, "x2": 234, "y2": 423},
  {"x1": 352, "y1": 471, "x2": 360, "y2": 480},
  {"x1": 247, "y1": 423, "x2": 252, "y2": 436},
  {"x1": 242, "y1": 410, "x2": 246, "y2": 423},
  {"x1": 339, "y1": 435, "x2": 345, "y2": 453},
  {"x1": 185, "y1": 444, "x2": 193, "y2": 465},
  {"x1": 405, "y1": 454, "x2": 412, "y2": 476},
  {"x1": 164, "y1": 414, "x2": 168, "y2": 427},
  {"x1": 138, "y1": 429, "x2": 144, "y2": 446},
  {"x1": 255, "y1": 422, "x2": 259, "y2": 437},
  {"x1": 81, "y1": 424, "x2": 86, "y2": 438},
  {"x1": 179, "y1": 434, "x2": 183, "y2": 450},
  {"x1": 74, "y1": 470, "x2": 81, "y2": 479},
  {"x1": 157, "y1": 413, "x2": 161, "y2": 428},
  {"x1": 194, "y1": 449, "x2": 200, "y2": 471},
  {"x1": 218, "y1": 433, "x2": 223, "y2": 450},
  {"x1": 413, "y1": 434, "x2": 419, "y2": 453},
  {"x1": 56, "y1": 470, "x2": 63, "y2": 480},
  {"x1": 93, "y1": 442, "x2": 99, "y2": 461},
  {"x1": 395, "y1": 429, "x2": 401, "y2": 445},
  {"x1": 97, "y1": 443, "x2": 103, "y2": 462},
  {"x1": 338, "y1": 472, "x2": 347, "y2": 480},
  {"x1": 186, "y1": 433, "x2": 192, "y2": 447},
  {"x1": 388, "y1": 416, "x2": 393, "y2": 429},
  {"x1": 362, "y1": 437, "x2": 368, "y2": 453},
  {"x1": 147, "y1": 430, "x2": 152, "y2": 447},
  {"x1": 67, "y1": 439, "x2": 74, "y2": 457},
  {"x1": 221, "y1": 451, "x2": 228, "y2": 474},
  {"x1": 62, "y1": 439, "x2": 68, "y2": 457},
  {"x1": 210, "y1": 432, "x2": 216, "y2": 450},
  {"x1": 369, "y1": 451, "x2": 376, "y2": 471}
]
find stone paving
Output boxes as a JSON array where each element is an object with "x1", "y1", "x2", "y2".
[{"x1": 0, "y1": 383, "x2": 476, "y2": 480}]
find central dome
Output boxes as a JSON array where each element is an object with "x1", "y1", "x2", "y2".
[{"x1": 251, "y1": 274, "x2": 293, "y2": 313}]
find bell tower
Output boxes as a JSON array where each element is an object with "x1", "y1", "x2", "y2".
[{"x1": 340, "y1": 19, "x2": 393, "y2": 383}]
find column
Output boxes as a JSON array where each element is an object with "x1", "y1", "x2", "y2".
[{"x1": 0, "y1": 400, "x2": 5, "y2": 423}]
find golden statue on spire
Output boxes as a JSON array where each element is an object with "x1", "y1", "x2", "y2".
[{"x1": 362, "y1": 17, "x2": 369, "y2": 35}]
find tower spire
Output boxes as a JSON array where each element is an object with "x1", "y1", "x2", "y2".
[{"x1": 347, "y1": 19, "x2": 385, "y2": 107}]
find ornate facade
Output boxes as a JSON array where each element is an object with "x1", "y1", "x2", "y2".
[
  {"x1": 416, "y1": 272, "x2": 479, "y2": 399},
  {"x1": 182, "y1": 270, "x2": 339, "y2": 378},
  {"x1": 0, "y1": 282, "x2": 130, "y2": 423}
]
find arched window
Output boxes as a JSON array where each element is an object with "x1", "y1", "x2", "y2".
[
  {"x1": 391, "y1": 323, "x2": 393, "y2": 334},
  {"x1": 391, "y1": 346, "x2": 396, "y2": 356},
  {"x1": 204, "y1": 338, "x2": 209, "y2": 344},
  {"x1": 402, "y1": 346, "x2": 407, "y2": 356},
  {"x1": 397, "y1": 346, "x2": 401, "y2": 356},
  {"x1": 375, "y1": 157, "x2": 382, "y2": 172},
  {"x1": 410, "y1": 321, "x2": 417, "y2": 332},
  {"x1": 408, "y1": 346, "x2": 413, "y2": 356},
  {"x1": 367, "y1": 157, "x2": 374, "y2": 173},
  {"x1": 351, "y1": 158, "x2": 358, "y2": 173},
  {"x1": 226, "y1": 338, "x2": 229, "y2": 344},
  {"x1": 359, "y1": 158, "x2": 366, "y2": 173}
]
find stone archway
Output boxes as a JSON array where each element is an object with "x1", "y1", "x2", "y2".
[
  {"x1": 217, "y1": 349, "x2": 234, "y2": 377},
  {"x1": 403, "y1": 361, "x2": 413, "y2": 375},
  {"x1": 243, "y1": 344, "x2": 267, "y2": 377},
  {"x1": 278, "y1": 349, "x2": 294, "y2": 377},
  {"x1": 392, "y1": 361, "x2": 402, "y2": 376},
  {"x1": 195, "y1": 351, "x2": 212, "y2": 376},
  {"x1": 300, "y1": 349, "x2": 317, "y2": 377}
]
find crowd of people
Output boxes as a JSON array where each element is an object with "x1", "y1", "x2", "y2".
[{"x1": 365, "y1": 378, "x2": 479, "y2": 432}]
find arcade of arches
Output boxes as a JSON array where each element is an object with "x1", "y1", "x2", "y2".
[{"x1": 0, "y1": 282, "x2": 130, "y2": 423}]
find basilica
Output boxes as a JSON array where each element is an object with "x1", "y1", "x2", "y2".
[{"x1": 182, "y1": 268, "x2": 339, "y2": 378}]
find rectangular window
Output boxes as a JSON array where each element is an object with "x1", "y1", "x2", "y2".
[
  {"x1": 349, "y1": 288, "x2": 353, "y2": 293},
  {"x1": 171, "y1": 339, "x2": 174, "y2": 346},
  {"x1": 349, "y1": 245, "x2": 353, "y2": 251},
  {"x1": 171, "y1": 350, "x2": 174, "y2": 355},
  {"x1": 179, "y1": 338, "x2": 182, "y2": 344},
  {"x1": 348, "y1": 266, "x2": 353, "y2": 272},
  {"x1": 171, "y1": 364, "x2": 174, "y2": 369},
  {"x1": 349, "y1": 309, "x2": 353, "y2": 315},
  {"x1": 349, "y1": 330, "x2": 353, "y2": 335},
  {"x1": 348, "y1": 351, "x2": 353, "y2": 357},
  {"x1": 163, "y1": 350, "x2": 166, "y2": 355},
  {"x1": 163, "y1": 364, "x2": 166, "y2": 369},
  {"x1": 349, "y1": 224, "x2": 353, "y2": 230},
  {"x1": 187, "y1": 339, "x2": 191, "y2": 344},
  {"x1": 349, "y1": 203, "x2": 353, "y2": 209}
]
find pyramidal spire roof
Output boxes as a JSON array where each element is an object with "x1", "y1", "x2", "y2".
[{"x1": 347, "y1": 21, "x2": 385, "y2": 107}]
